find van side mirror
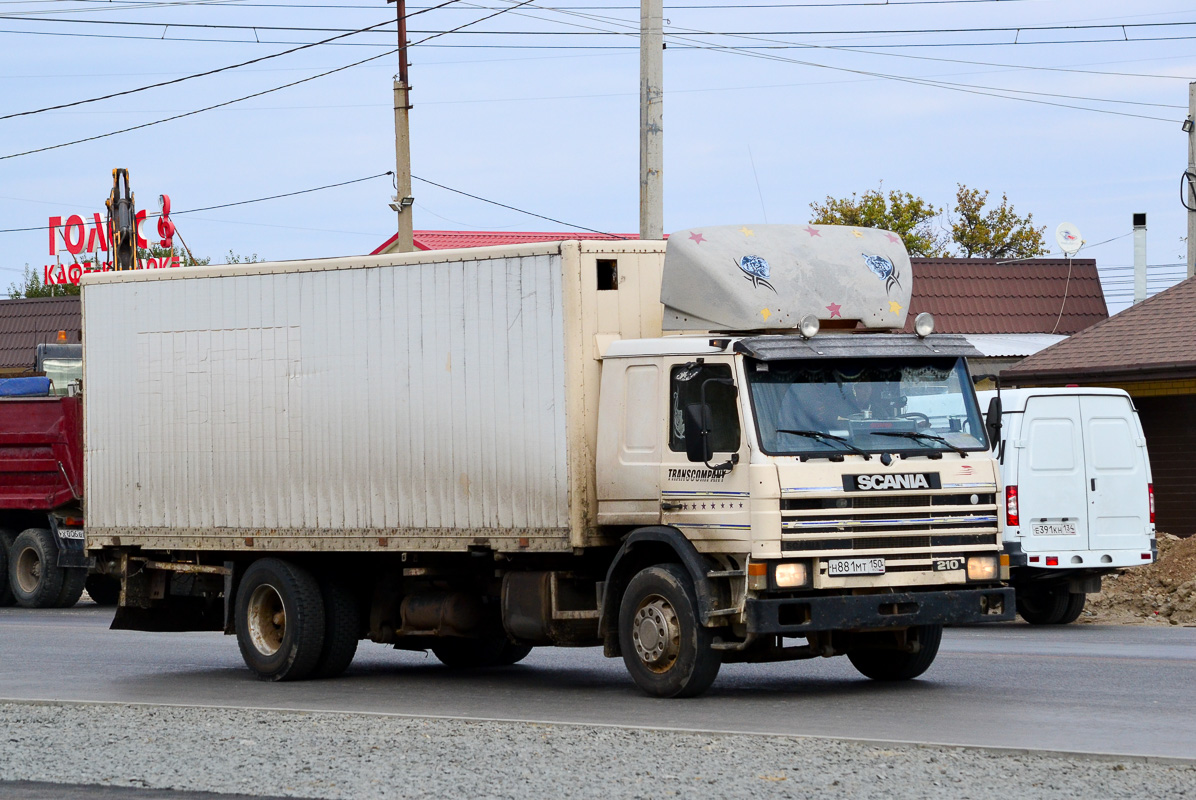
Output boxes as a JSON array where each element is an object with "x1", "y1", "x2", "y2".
[
  {"x1": 683, "y1": 403, "x2": 714, "y2": 463},
  {"x1": 985, "y1": 397, "x2": 1003, "y2": 449}
]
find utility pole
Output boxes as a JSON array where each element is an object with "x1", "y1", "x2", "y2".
[
  {"x1": 390, "y1": 0, "x2": 414, "y2": 252},
  {"x1": 1188, "y1": 82, "x2": 1196, "y2": 278},
  {"x1": 639, "y1": 0, "x2": 663, "y2": 241}
]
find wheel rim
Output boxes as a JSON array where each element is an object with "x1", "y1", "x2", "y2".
[
  {"x1": 631, "y1": 593, "x2": 681, "y2": 673},
  {"x1": 15, "y1": 546, "x2": 41, "y2": 594},
  {"x1": 246, "y1": 584, "x2": 286, "y2": 656}
]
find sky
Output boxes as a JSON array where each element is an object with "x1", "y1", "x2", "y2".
[{"x1": 1, "y1": 0, "x2": 1194, "y2": 313}]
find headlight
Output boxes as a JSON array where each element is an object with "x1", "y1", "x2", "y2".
[
  {"x1": 967, "y1": 556, "x2": 998, "y2": 582},
  {"x1": 774, "y1": 561, "x2": 810, "y2": 588}
]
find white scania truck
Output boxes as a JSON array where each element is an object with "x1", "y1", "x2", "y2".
[{"x1": 84, "y1": 224, "x2": 1012, "y2": 697}]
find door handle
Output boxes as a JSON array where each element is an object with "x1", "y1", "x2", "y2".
[
  {"x1": 661, "y1": 502, "x2": 683, "y2": 511},
  {"x1": 1091, "y1": 478, "x2": 1096, "y2": 491}
]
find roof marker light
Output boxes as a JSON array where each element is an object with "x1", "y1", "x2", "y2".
[
  {"x1": 798, "y1": 314, "x2": 820, "y2": 339},
  {"x1": 914, "y1": 312, "x2": 935, "y2": 338}
]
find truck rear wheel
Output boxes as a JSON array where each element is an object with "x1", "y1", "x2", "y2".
[
  {"x1": 0, "y1": 530, "x2": 13, "y2": 607},
  {"x1": 848, "y1": 624, "x2": 943, "y2": 681},
  {"x1": 618, "y1": 563, "x2": 721, "y2": 698},
  {"x1": 1015, "y1": 582, "x2": 1070, "y2": 625},
  {"x1": 85, "y1": 574, "x2": 121, "y2": 606},
  {"x1": 310, "y1": 579, "x2": 360, "y2": 679},
  {"x1": 235, "y1": 558, "x2": 326, "y2": 681},
  {"x1": 431, "y1": 637, "x2": 533, "y2": 669},
  {"x1": 55, "y1": 567, "x2": 87, "y2": 608},
  {"x1": 9, "y1": 528, "x2": 64, "y2": 609}
]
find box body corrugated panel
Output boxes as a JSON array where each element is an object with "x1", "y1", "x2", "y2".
[{"x1": 83, "y1": 241, "x2": 667, "y2": 553}]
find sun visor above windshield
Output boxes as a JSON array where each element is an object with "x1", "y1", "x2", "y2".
[
  {"x1": 661, "y1": 224, "x2": 913, "y2": 331},
  {"x1": 733, "y1": 333, "x2": 984, "y2": 361}
]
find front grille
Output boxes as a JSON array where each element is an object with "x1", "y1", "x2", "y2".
[
  {"x1": 779, "y1": 490, "x2": 1000, "y2": 574},
  {"x1": 783, "y1": 493, "x2": 994, "y2": 511}
]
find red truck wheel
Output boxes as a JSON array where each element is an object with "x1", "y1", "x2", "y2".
[
  {"x1": 9, "y1": 529, "x2": 64, "y2": 609},
  {"x1": 0, "y1": 533, "x2": 11, "y2": 607}
]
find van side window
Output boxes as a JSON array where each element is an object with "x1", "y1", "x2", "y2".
[{"x1": 668, "y1": 363, "x2": 740, "y2": 453}]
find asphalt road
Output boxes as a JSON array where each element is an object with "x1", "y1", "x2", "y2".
[{"x1": 2, "y1": 604, "x2": 1194, "y2": 761}]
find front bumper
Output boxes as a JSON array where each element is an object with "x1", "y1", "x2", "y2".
[{"x1": 745, "y1": 586, "x2": 1014, "y2": 635}]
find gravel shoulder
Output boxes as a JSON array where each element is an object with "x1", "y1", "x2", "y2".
[{"x1": 2, "y1": 702, "x2": 1194, "y2": 799}]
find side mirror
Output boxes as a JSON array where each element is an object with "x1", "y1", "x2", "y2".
[
  {"x1": 984, "y1": 396, "x2": 1003, "y2": 449},
  {"x1": 683, "y1": 403, "x2": 713, "y2": 463}
]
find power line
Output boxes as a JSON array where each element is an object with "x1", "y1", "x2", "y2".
[
  {"x1": 413, "y1": 174, "x2": 627, "y2": 238},
  {"x1": 0, "y1": 0, "x2": 536, "y2": 159},
  {"x1": 11, "y1": 18, "x2": 1196, "y2": 37},
  {"x1": 0, "y1": 171, "x2": 394, "y2": 233},
  {"x1": 0, "y1": 0, "x2": 466, "y2": 121}
]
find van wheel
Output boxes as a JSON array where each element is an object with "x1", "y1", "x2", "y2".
[
  {"x1": 618, "y1": 563, "x2": 721, "y2": 698},
  {"x1": 0, "y1": 530, "x2": 13, "y2": 607},
  {"x1": 85, "y1": 574, "x2": 121, "y2": 606},
  {"x1": 1056, "y1": 592, "x2": 1086, "y2": 625},
  {"x1": 848, "y1": 624, "x2": 943, "y2": 681},
  {"x1": 235, "y1": 558, "x2": 326, "y2": 681},
  {"x1": 310, "y1": 579, "x2": 360, "y2": 679},
  {"x1": 431, "y1": 637, "x2": 533, "y2": 669},
  {"x1": 1016, "y1": 582, "x2": 1070, "y2": 625},
  {"x1": 55, "y1": 567, "x2": 88, "y2": 608},
  {"x1": 9, "y1": 529, "x2": 64, "y2": 609}
]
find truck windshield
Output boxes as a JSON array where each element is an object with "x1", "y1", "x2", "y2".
[
  {"x1": 43, "y1": 358, "x2": 82, "y2": 396},
  {"x1": 746, "y1": 357, "x2": 987, "y2": 456}
]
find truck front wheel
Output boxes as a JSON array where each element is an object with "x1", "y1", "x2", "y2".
[
  {"x1": 235, "y1": 558, "x2": 326, "y2": 681},
  {"x1": 9, "y1": 528, "x2": 64, "y2": 609},
  {"x1": 848, "y1": 624, "x2": 943, "y2": 681},
  {"x1": 618, "y1": 564, "x2": 721, "y2": 698}
]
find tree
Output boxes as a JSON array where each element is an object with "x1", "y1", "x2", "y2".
[
  {"x1": 810, "y1": 182, "x2": 1048, "y2": 260},
  {"x1": 949, "y1": 185, "x2": 1047, "y2": 259},
  {"x1": 809, "y1": 184, "x2": 949, "y2": 257}
]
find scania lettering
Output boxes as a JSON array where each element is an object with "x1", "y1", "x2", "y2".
[{"x1": 84, "y1": 224, "x2": 1013, "y2": 698}]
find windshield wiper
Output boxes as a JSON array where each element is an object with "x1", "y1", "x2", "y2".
[
  {"x1": 872, "y1": 430, "x2": 969, "y2": 457},
  {"x1": 776, "y1": 429, "x2": 871, "y2": 460}
]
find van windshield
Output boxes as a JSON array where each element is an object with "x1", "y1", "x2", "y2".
[{"x1": 746, "y1": 357, "x2": 987, "y2": 456}]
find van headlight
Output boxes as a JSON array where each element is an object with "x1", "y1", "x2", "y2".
[
  {"x1": 774, "y1": 561, "x2": 811, "y2": 588},
  {"x1": 966, "y1": 556, "x2": 998, "y2": 582}
]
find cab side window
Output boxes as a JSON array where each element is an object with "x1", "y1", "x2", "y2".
[{"x1": 668, "y1": 363, "x2": 740, "y2": 453}]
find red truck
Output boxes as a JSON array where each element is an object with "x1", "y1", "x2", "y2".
[{"x1": 0, "y1": 344, "x2": 116, "y2": 608}]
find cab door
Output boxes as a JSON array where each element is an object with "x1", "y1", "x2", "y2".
[
  {"x1": 1081, "y1": 394, "x2": 1151, "y2": 551},
  {"x1": 1017, "y1": 395, "x2": 1089, "y2": 551},
  {"x1": 659, "y1": 359, "x2": 752, "y2": 551}
]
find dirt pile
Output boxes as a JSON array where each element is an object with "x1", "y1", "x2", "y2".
[{"x1": 1084, "y1": 533, "x2": 1196, "y2": 625}]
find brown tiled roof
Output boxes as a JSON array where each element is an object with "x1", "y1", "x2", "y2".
[
  {"x1": 0, "y1": 296, "x2": 81, "y2": 372},
  {"x1": 1004, "y1": 275, "x2": 1196, "y2": 383},
  {"x1": 904, "y1": 258, "x2": 1108, "y2": 335}
]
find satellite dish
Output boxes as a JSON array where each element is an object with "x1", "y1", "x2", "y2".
[{"x1": 1055, "y1": 222, "x2": 1083, "y2": 257}]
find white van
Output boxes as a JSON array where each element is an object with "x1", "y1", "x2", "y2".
[{"x1": 976, "y1": 388, "x2": 1157, "y2": 624}]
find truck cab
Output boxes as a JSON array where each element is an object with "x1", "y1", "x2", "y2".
[{"x1": 592, "y1": 225, "x2": 1011, "y2": 692}]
